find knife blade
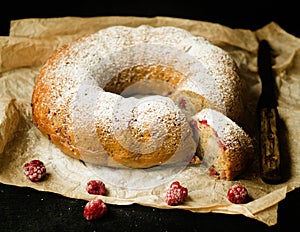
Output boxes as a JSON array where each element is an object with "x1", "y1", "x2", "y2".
[{"x1": 257, "y1": 40, "x2": 282, "y2": 184}]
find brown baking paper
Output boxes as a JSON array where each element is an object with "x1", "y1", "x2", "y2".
[{"x1": 1, "y1": 16, "x2": 300, "y2": 226}]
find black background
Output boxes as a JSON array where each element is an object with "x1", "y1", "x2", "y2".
[
  {"x1": 1, "y1": 1, "x2": 299, "y2": 231},
  {"x1": 1, "y1": 1, "x2": 300, "y2": 37}
]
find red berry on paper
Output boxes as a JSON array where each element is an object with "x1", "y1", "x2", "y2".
[
  {"x1": 165, "y1": 181, "x2": 188, "y2": 206},
  {"x1": 23, "y1": 159, "x2": 46, "y2": 182},
  {"x1": 86, "y1": 180, "x2": 106, "y2": 195},
  {"x1": 83, "y1": 199, "x2": 107, "y2": 220},
  {"x1": 227, "y1": 184, "x2": 249, "y2": 204}
]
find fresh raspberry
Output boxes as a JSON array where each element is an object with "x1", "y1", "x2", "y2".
[
  {"x1": 23, "y1": 159, "x2": 46, "y2": 182},
  {"x1": 165, "y1": 181, "x2": 188, "y2": 206},
  {"x1": 227, "y1": 184, "x2": 249, "y2": 204},
  {"x1": 83, "y1": 199, "x2": 107, "y2": 220},
  {"x1": 86, "y1": 180, "x2": 106, "y2": 195}
]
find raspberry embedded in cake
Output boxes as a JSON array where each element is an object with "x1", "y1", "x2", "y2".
[{"x1": 192, "y1": 108, "x2": 254, "y2": 180}]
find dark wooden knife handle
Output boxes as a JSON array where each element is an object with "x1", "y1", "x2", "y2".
[{"x1": 260, "y1": 107, "x2": 282, "y2": 184}]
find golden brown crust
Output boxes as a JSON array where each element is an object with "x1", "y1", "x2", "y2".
[{"x1": 32, "y1": 45, "x2": 80, "y2": 160}]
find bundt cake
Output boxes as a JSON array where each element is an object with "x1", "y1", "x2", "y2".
[{"x1": 31, "y1": 25, "x2": 251, "y2": 174}]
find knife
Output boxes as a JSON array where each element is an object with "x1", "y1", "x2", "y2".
[{"x1": 257, "y1": 40, "x2": 282, "y2": 184}]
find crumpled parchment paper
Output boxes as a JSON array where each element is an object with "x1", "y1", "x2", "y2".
[{"x1": 1, "y1": 16, "x2": 300, "y2": 226}]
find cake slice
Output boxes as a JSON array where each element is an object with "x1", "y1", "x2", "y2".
[{"x1": 191, "y1": 108, "x2": 254, "y2": 180}]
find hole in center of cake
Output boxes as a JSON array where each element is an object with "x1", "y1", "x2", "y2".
[{"x1": 103, "y1": 64, "x2": 184, "y2": 97}]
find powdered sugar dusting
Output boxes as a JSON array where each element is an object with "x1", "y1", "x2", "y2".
[
  {"x1": 193, "y1": 108, "x2": 253, "y2": 154},
  {"x1": 32, "y1": 25, "x2": 245, "y2": 175}
]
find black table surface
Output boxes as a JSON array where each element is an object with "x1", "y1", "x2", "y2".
[{"x1": 1, "y1": 1, "x2": 299, "y2": 231}]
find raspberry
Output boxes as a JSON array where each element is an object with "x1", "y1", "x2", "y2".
[
  {"x1": 227, "y1": 184, "x2": 249, "y2": 204},
  {"x1": 165, "y1": 181, "x2": 188, "y2": 206},
  {"x1": 23, "y1": 159, "x2": 46, "y2": 182},
  {"x1": 83, "y1": 199, "x2": 107, "y2": 220},
  {"x1": 209, "y1": 167, "x2": 218, "y2": 176},
  {"x1": 179, "y1": 98, "x2": 187, "y2": 109},
  {"x1": 86, "y1": 180, "x2": 106, "y2": 195}
]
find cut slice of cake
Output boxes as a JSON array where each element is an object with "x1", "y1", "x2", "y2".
[{"x1": 191, "y1": 108, "x2": 255, "y2": 180}]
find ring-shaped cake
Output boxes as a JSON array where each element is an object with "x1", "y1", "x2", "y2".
[{"x1": 31, "y1": 25, "x2": 249, "y2": 174}]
